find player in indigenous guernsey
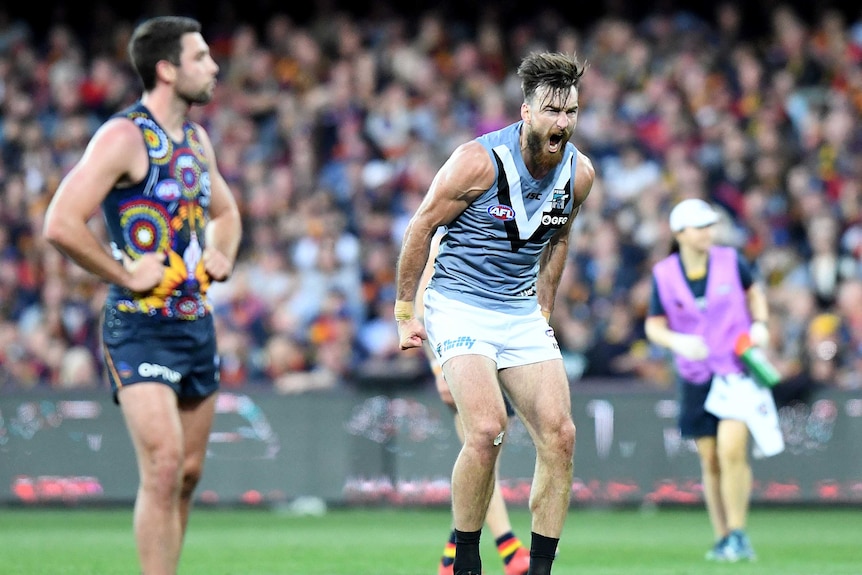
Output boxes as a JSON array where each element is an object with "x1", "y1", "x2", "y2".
[{"x1": 43, "y1": 16, "x2": 241, "y2": 575}]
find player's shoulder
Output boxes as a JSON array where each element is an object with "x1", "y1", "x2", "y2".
[
  {"x1": 575, "y1": 149, "x2": 596, "y2": 180},
  {"x1": 451, "y1": 139, "x2": 492, "y2": 163},
  {"x1": 443, "y1": 139, "x2": 496, "y2": 189},
  {"x1": 189, "y1": 119, "x2": 215, "y2": 150},
  {"x1": 573, "y1": 149, "x2": 596, "y2": 203},
  {"x1": 90, "y1": 115, "x2": 145, "y2": 149}
]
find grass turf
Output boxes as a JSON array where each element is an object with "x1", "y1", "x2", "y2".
[{"x1": 0, "y1": 506, "x2": 858, "y2": 574}]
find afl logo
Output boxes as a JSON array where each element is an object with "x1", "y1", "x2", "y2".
[
  {"x1": 155, "y1": 180, "x2": 182, "y2": 202},
  {"x1": 488, "y1": 205, "x2": 515, "y2": 221}
]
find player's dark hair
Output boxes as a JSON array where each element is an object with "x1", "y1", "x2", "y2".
[
  {"x1": 128, "y1": 16, "x2": 202, "y2": 91},
  {"x1": 518, "y1": 52, "x2": 586, "y2": 106}
]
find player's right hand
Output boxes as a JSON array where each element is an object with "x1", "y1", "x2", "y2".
[
  {"x1": 122, "y1": 251, "x2": 166, "y2": 293},
  {"x1": 397, "y1": 317, "x2": 426, "y2": 350},
  {"x1": 669, "y1": 332, "x2": 710, "y2": 361}
]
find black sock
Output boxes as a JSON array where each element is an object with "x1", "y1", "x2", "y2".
[
  {"x1": 453, "y1": 528, "x2": 482, "y2": 575},
  {"x1": 528, "y1": 532, "x2": 559, "y2": 575}
]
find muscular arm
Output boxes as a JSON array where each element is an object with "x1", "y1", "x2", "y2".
[
  {"x1": 198, "y1": 127, "x2": 242, "y2": 280},
  {"x1": 395, "y1": 141, "x2": 495, "y2": 307},
  {"x1": 43, "y1": 118, "x2": 159, "y2": 292},
  {"x1": 536, "y1": 150, "x2": 595, "y2": 318},
  {"x1": 394, "y1": 141, "x2": 494, "y2": 348}
]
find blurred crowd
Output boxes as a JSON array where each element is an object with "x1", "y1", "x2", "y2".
[{"x1": 2, "y1": 3, "x2": 862, "y2": 398}]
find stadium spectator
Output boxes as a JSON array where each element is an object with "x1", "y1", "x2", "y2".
[
  {"x1": 56, "y1": 345, "x2": 99, "y2": 390},
  {"x1": 0, "y1": 2, "x2": 857, "y2": 396}
]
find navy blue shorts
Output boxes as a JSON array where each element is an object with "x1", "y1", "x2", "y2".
[
  {"x1": 101, "y1": 306, "x2": 219, "y2": 404},
  {"x1": 678, "y1": 377, "x2": 718, "y2": 439}
]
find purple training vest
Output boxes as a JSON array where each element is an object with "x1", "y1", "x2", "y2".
[{"x1": 653, "y1": 246, "x2": 750, "y2": 384}]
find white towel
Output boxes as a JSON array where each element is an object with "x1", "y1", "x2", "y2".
[{"x1": 704, "y1": 372, "x2": 785, "y2": 458}]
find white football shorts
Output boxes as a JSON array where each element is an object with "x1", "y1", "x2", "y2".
[{"x1": 423, "y1": 288, "x2": 562, "y2": 369}]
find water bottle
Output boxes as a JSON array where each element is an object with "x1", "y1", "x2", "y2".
[{"x1": 734, "y1": 332, "x2": 781, "y2": 388}]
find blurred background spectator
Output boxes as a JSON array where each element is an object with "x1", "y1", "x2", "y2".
[{"x1": 1, "y1": 1, "x2": 861, "y2": 396}]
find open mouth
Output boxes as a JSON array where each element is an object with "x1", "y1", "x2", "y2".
[{"x1": 548, "y1": 133, "x2": 563, "y2": 153}]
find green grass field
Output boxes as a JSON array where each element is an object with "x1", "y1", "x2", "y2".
[{"x1": 0, "y1": 506, "x2": 859, "y2": 574}]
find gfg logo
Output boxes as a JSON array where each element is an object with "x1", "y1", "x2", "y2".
[
  {"x1": 541, "y1": 213, "x2": 569, "y2": 226},
  {"x1": 488, "y1": 205, "x2": 515, "y2": 221},
  {"x1": 138, "y1": 362, "x2": 181, "y2": 383}
]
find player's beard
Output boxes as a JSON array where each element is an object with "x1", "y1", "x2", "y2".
[
  {"x1": 525, "y1": 126, "x2": 570, "y2": 173},
  {"x1": 179, "y1": 82, "x2": 215, "y2": 106}
]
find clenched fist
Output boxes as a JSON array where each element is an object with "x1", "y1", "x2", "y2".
[
  {"x1": 203, "y1": 246, "x2": 233, "y2": 281},
  {"x1": 397, "y1": 317, "x2": 426, "y2": 350},
  {"x1": 122, "y1": 252, "x2": 166, "y2": 293}
]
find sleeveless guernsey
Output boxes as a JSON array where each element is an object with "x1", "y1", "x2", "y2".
[
  {"x1": 653, "y1": 246, "x2": 750, "y2": 383},
  {"x1": 428, "y1": 121, "x2": 577, "y2": 315},
  {"x1": 101, "y1": 102, "x2": 213, "y2": 320}
]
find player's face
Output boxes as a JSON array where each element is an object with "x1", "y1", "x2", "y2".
[
  {"x1": 677, "y1": 224, "x2": 716, "y2": 252},
  {"x1": 523, "y1": 84, "x2": 579, "y2": 164},
  {"x1": 174, "y1": 33, "x2": 219, "y2": 105}
]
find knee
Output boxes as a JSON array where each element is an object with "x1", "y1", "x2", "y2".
[
  {"x1": 181, "y1": 462, "x2": 204, "y2": 500},
  {"x1": 716, "y1": 443, "x2": 747, "y2": 466},
  {"x1": 557, "y1": 419, "x2": 576, "y2": 458},
  {"x1": 463, "y1": 416, "x2": 509, "y2": 457},
  {"x1": 142, "y1": 447, "x2": 184, "y2": 495},
  {"x1": 538, "y1": 418, "x2": 576, "y2": 461},
  {"x1": 700, "y1": 453, "x2": 721, "y2": 475}
]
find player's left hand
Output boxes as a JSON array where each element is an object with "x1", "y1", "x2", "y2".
[
  {"x1": 203, "y1": 246, "x2": 233, "y2": 281},
  {"x1": 750, "y1": 320, "x2": 770, "y2": 348},
  {"x1": 397, "y1": 317, "x2": 426, "y2": 350}
]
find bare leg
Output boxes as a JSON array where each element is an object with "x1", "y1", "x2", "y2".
[
  {"x1": 451, "y1": 411, "x2": 515, "y2": 538},
  {"x1": 177, "y1": 393, "x2": 218, "y2": 539},
  {"x1": 120, "y1": 384, "x2": 185, "y2": 575},
  {"x1": 500, "y1": 359, "x2": 574, "y2": 539},
  {"x1": 443, "y1": 355, "x2": 510, "y2": 574},
  {"x1": 437, "y1": 355, "x2": 527, "y2": 574},
  {"x1": 716, "y1": 419, "x2": 751, "y2": 531},
  {"x1": 444, "y1": 355, "x2": 509, "y2": 532},
  {"x1": 695, "y1": 436, "x2": 727, "y2": 540}
]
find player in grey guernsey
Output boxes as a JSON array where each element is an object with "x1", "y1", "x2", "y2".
[
  {"x1": 430, "y1": 121, "x2": 578, "y2": 316},
  {"x1": 394, "y1": 52, "x2": 595, "y2": 575}
]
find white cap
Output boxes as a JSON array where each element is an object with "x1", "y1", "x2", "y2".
[{"x1": 669, "y1": 198, "x2": 719, "y2": 232}]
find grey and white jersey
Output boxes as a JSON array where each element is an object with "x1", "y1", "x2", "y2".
[{"x1": 428, "y1": 121, "x2": 577, "y2": 315}]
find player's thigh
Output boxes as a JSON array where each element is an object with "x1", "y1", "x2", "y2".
[
  {"x1": 442, "y1": 353, "x2": 508, "y2": 430},
  {"x1": 179, "y1": 393, "x2": 218, "y2": 472},
  {"x1": 695, "y1": 436, "x2": 719, "y2": 469},
  {"x1": 119, "y1": 383, "x2": 184, "y2": 460},
  {"x1": 716, "y1": 418, "x2": 749, "y2": 458},
  {"x1": 499, "y1": 358, "x2": 570, "y2": 436}
]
